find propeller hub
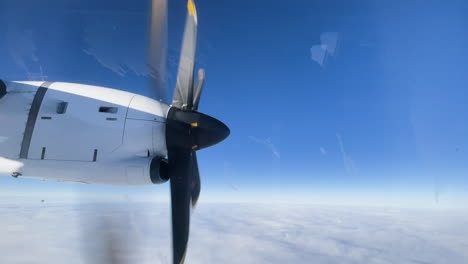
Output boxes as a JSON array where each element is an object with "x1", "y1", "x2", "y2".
[{"x1": 166, "y1": 107, "x2": 230, "y2": 151}]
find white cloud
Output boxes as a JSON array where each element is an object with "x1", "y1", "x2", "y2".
[{"x1": 0, "y1": 203, "x2": 467, "y2": 264}]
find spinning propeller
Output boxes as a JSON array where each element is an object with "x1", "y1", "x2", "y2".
[{"x1": 150, "y1": 0, "x2": 230, "y2": 263}]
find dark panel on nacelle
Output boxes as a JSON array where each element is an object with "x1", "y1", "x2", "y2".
[
  {"x1": 150, "y1": 158, "x2": 169, "y2": 184},
  {"x1": 0, "y1": 80, "x2": 6, "y2": 99}
]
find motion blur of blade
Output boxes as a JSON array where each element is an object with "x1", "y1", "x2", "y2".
[
  {"x1": 78, "y1": 204, "x2": 138, "y2": 264},
  {"x1": 192, "y1": 69, "x2": 205, "y2": 111},
  {"x1": 79, "y1": 1, "x2": 169, "y2": 263},
  {"x1": 148, "y1": 0, "x2": 168, "y2": 101},
  {"x1": 172, "y1": 0, "x2": 198, "y2": 110},
  {"x1": 101, "y1": 217, "x2": 134, "y2": 264}
]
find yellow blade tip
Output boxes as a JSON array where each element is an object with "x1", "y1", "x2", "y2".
[
  {"x1": 188, "y1": 0, "x2": 197, "y2": 18},
  {"x1": 179, "y1": 253, "x2": 187, "y2": 264}
]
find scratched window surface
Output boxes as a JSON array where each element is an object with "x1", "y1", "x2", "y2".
[{"x1": 1, "y1": 0, "x2": 468, "y2": 263}]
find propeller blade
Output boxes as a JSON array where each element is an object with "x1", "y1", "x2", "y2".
[
  {"x1": 149, "y1": 0, "x2": 168, "y2": 101},
  {"x1": 172, "y1": 0, "x2": 198, "y2": 110},
  {"x1": 191, "y1": 152, "x2": 201, "y2": 207},
  {"x1": 169, "y1": 149, "x2": 193, "y2": 264},
  {"x1": 192, "y1": 69, "x2": 205, "y2": 111},
  {"x1": 164, "y1": 2, "x2": 230, "y2": 263},
  {"x1": 166, "y1": 107, "x2": 194, "y2": 264}
]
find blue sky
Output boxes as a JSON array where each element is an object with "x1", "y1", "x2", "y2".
[{"x1": 1, "y1": 0, "x2": 468, "y2": 207}]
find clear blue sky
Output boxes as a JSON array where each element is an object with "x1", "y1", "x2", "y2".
[{"x1": 1, "y1": 0, "x2": 468, "y2": 207}]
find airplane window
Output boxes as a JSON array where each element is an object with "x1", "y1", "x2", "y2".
[{"x1": 1, "y1": 0, "x2": 467, "y2": 264}]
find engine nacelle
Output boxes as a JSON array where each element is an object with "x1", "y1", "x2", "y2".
[{"x1": 0, "y1": 80, "x2": 170, "y2": 186}]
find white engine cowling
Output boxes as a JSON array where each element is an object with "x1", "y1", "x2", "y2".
[{"x1": 1, "y1": 157, "x2": 169, "y2": 186}]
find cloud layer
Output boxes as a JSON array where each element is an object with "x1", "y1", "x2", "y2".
[{"x1": 0, "y1": 203, "x2": 467, "y2": 264}]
